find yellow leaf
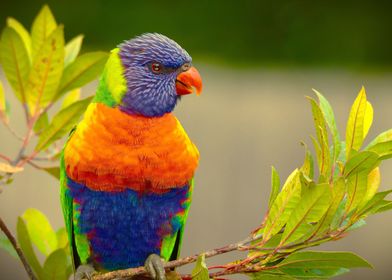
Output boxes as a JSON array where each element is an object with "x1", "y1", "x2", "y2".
[
  {"x1": 61, "y1": 88, "x2": 81, "y2": 109},
  {"x1": 7, "y1": 17, "x2": 32, "y2": 62},
  {"x1": 0, "y1": 27, "x2": 31, "y2": 103},
  {"x1": 358, "y1": 167, "x2": 380, "y2": 210},
  {"x1": 64, "y1": 35, "x2": 84, "y2": 67},
  {"x1": 363, "y1": 101, "x2": 373, "y2": 140},
  {"x1": 31, "y1": 5, "x2": 57, "y2": 58},
  {"x1": 346, "y1": 87, "x2": 368, "y2": 158},
  {"x1": 26, "y1": 26, "x2": 64, "y2": 114},
  {"x1": 0, "y1": 162, "x2": 23, "y2": 173},
  {"x1": 263, "y1": 169, "x2": 302, "y2": 241},
  {"x1": 0, "y1": 81, "x2": 5, "y2": 112}
]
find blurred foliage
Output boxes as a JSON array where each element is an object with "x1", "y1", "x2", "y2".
[
  {"x1": 0, "y1": 5, "x2": 107, "y2": 278},
  {"x1": 1, "y1": 0, "x2": 392, "y2": 69},
  {"x1": 216, "y1": 87, "x2": 392, "y2": 279},
  {"x1": 16, "y1": 209, "x2": 72, "y2": 280}
]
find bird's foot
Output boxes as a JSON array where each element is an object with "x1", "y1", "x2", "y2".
[
  {"x1": 75, "y1": 263, "x2": 97, "y2": 280},
  {"x1": 145, "y1": 254, "x2": 166, "y2": 280}
]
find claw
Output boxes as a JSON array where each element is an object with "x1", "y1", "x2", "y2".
[
  {"x1": 145, "y1": 254, "x2": 166, "y2": 280},
  {"x1": 75, "y1": 263, "x2": 97, "y2": 280}
]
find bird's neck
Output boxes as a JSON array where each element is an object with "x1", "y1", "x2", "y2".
[{"x1": 93, "y1": 48, "x2": 127, "y2": 108}]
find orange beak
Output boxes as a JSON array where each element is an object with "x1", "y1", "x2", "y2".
[{"x1": 175, "y1": 66, "x2": 202, "y2": 96}]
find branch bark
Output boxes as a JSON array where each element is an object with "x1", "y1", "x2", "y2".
[{"x1": 92, "y1": 237, "x2": 254, "y2": 280}]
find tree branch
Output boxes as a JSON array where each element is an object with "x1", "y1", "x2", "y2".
[
  {"x1": 90, "y1": 236, "x2": 251, "y2": 280},
  {"x1": 91, "y1": 236, "x2": 256, "y2": 280},
  {"x1": 0, "y1": 216, "x2": 37, "y2": 280}
]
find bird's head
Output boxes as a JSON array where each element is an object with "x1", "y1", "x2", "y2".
[{"x1": 115, "y1": 33, "x2": 202, "y2": 117}]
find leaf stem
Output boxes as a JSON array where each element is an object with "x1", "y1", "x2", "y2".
[{"x1": 0, "y1": 216, "x2": 37, "y2": 280}]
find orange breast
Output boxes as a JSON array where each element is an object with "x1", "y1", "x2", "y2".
[{"x1": 64, "y1": 103, "x2": 199, "y2": 193}]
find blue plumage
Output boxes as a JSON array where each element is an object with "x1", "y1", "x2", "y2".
[
  {"x1": 118, "y1": 33, "x2": 192, "y2": 117},
  {"x1": 67, "y1": 177, "x2": 189, "y2": 270}
]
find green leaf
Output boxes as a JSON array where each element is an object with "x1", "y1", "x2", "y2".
[
  {"x1": 268, "y1": 166, "x2": 280, "y2": 208},
  {"x1": 343, "y1": 151, "x2": 379, "y2": 178},
  {"x1": 347, "y1": 219, "x2": 366, "y2": 231},
  {"x1": 281, "y1": 267, "x2": 350, "y2": 279},
  {"x1": 17, "y1": 217, "x2": 43, "y2": 278},
  {"x1": 56, "y1": 228, "x2": 68, "y2": 250},
  {"x1": 314, "y1": 89, "x2": 341, "y2": 162},
  {"x1": 42, "y1": 249, "x2": 69, "y2": 280},
  {"x1": 0, "y1": 27, "x2": 31, "y2": 103},
  {"x1": 308, "y1": 97, "x2": 330, "y2": 178},
  {"x1": 26, "y1": 25, "x2": 64, "y2": 114},
  {"x1": 300, "y1": 142, "x2": 314, "y2": 179},
  {"x1": 313, "y1": 177, "x2": 346, "y2": 234},
  {"x1": 373, "y1": 200, "x2": 392, "y2": 214},
  {"x1": 364, "y1": 198, "x2": 392, "y2": 215},
  {"x1": 42, "y1": 166, "x2": 60, "y2": 179},
  {"x1": 331, "y1": 197, "x2": 347, "y2": 229},
  {"x1": 366, "y1": 129, "x2": 392, "y2": 148},
  {"x1": 278, "y1": 251, "x2": 372, "y2": 269},
  {"x1": 57, "y1": 51, "x2": 108, "y2": 98},
  {"x1": 251, "y1": 271, "x2": 296, "y2": 279},
  {"x1": 357, "y1": 190, "x2": 392, "y2": 217},
  {"x1": 0, "y1": 231, "x2": 18, "y2": 259},
  {"x1": 191, "y1": 254, "x2": 209, "y2": 280},
  {"x1": 31, "y1": 5, "x2": 57, "y2": 58},
  {"x1": 33, "y1": 112, "x2": 49, "y2": 134},
  {"x1": 7, "y1": 17, "x2": 32, "y2": 61},
  {"x1": 357, "y1": 167, "x2": 380, "y2": 210},
  {"x1": 21, "y1": 208, "x2": 57, "y2": 256},
  {"x1": 280, "y1": 183, "x2": 331, "y2": 245},
  {"x1": 345, "y1": 171, "x2": 368, "y2": 214},
  {"x1": 346, "y1": 87, "x2": 372, "y2": 157},
  {"x1": 263, "y1": 169, "x2": 302, "y2": 241},
  {"x1": 64, "y1": 35, "x2": 84, "y2": 67},
  {"x1": 61, "y1": 88, "x2": 81, "y2": 109},
  {"x1": 366, "y1": 140, "x2": 392, "y2": 160},
  {"x1": 35, "y1": 96, "x2": 92, "y2": 151}
]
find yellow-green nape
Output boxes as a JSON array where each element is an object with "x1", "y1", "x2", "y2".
[{"x1": 93, "y1": 48, "x2": 127, "y2": 107}]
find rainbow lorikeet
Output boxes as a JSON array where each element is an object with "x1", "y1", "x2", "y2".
[{"x1": 60, "y1": 33, "x2": 202, "y2": 279}]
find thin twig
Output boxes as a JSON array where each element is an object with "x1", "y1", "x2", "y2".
[
  {"x1": 1, "y1": 121, "x2": 24, "y2": 141},
  {"x1": 0, "y1": 153, "x2": 11, "y2": 163},
  {"x1": 0, "y1": 216, "x2": 37, "y2": 280}
]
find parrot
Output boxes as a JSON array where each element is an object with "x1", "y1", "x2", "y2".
[{"x1": 60, "y1": 33, "x2": 202, "y2": 280}]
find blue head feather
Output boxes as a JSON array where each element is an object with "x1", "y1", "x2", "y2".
[{"x1": 118, "y1": 33, "x2": 192, "y2": 117}]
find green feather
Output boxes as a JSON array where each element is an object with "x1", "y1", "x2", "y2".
[
  {"x1": 160, "y1": 178, "x2": 194, "y2": 261},
  {"x1": 93, "y1": 48, "x2": 127, "y2": 107},
  {"x1": 60, "y1": 127, "x2": 91, "y2": 269}
]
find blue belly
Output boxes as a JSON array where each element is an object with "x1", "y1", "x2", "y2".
[{"x1": 67, "y1": 178, "x2": 189, "y2": 270}]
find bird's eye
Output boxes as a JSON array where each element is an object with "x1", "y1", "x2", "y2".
[{"x1": 151, "y1": 62, "x2": 162, "y2": 74}]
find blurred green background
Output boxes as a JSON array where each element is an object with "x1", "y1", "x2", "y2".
[
  {"x1": 1, "y1": 0, "x2": 392, "y2": 69},
  {"x1": 1, "y1": 1, "x2": 392, "y2": 280}
]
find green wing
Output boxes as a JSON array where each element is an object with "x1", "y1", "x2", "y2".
[
  {"x1": 60, "y1": 127, "x2": 91, "y2": 270},
  {"x1": 160, "y1": 178, "x2": 194, "y2": 261},
  {"x1": 60, "y1": 147, "x2": 79, "y2": 270}
]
